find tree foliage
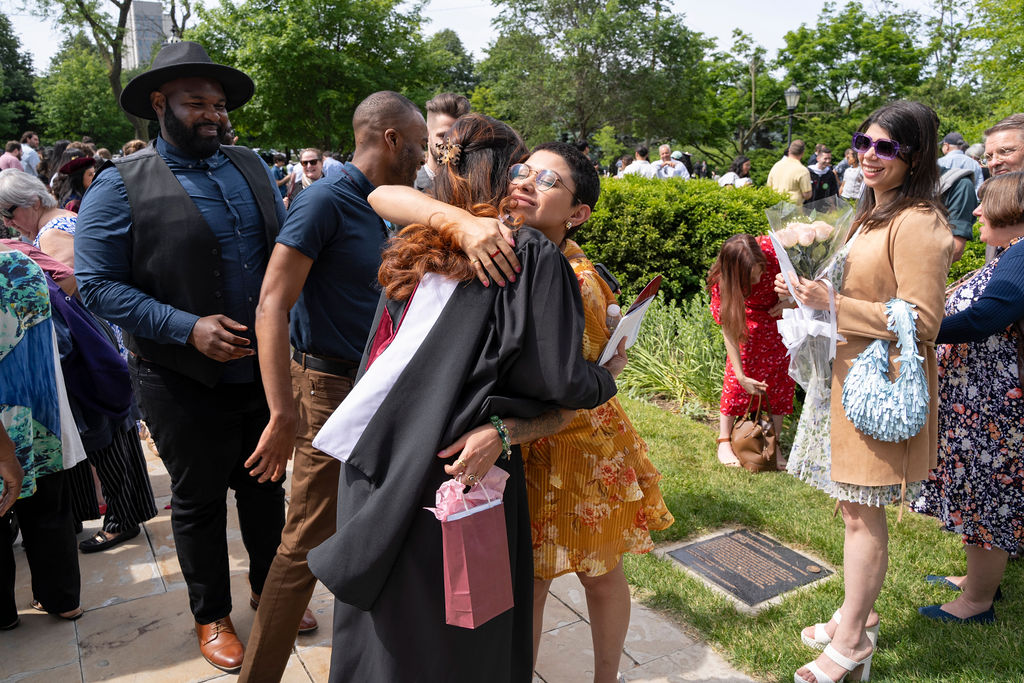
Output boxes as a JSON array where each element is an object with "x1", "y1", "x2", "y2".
[
  {"x1": 188, "y1": 0, "x2": 439, "y2": 151},
  {"x1": 0, "y1": 13, "x2": 37, "y2": 140},
  {"x1": 15, "y1": 0, "x2": 1024, "y2": 179},
  {"x1": 779, "y1": 2, "x2": 924, "y2": 118},
  {"x1": 34, "y1": 33, "x2": 133, "y2": 147},
  {"x1": 424, "y1": 29, "x2": 476, "y2": 96},
  {"x1": 703, "y1": 30, "x2": 789, "y2": 163},
  {"x1": 28, "y1": 0, "x2": 155, "y2": 139},
  {"x1": 476, "y1": 0, "x2": 712, "y2": 147},
  {"x1": 973, "y1": 0, "x2": 1024, "y2": 117}
]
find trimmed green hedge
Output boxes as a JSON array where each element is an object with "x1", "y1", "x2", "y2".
[
  {"x1": 949, "y1": 225, "x2": 985, "y2": 284},
  {"x1": 576, "y1": 176, "x2": 788, "y2": 301}
]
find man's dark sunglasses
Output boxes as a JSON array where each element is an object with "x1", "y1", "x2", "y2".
[{"x1": 300, "y1": 159, "x2": 321, "y2": 166}]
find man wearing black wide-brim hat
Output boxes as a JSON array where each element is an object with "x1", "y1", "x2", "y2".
[{"x1": 75, "y1": 41, "x2": 311, "y2": 673}]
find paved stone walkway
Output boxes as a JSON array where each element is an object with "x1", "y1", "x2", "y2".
[{"x1": 3, "y1": 443, "x2": 757, "y2": 682}]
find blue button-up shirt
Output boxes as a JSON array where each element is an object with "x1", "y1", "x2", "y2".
[{"x1": 75, "y1": 136, "x2": 287, "y2": 383}]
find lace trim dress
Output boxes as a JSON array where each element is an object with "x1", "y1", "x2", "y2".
[
  {"x1": 786, "y1": 238, "x2": 921, "y2": 506},
  {"x1": 523, "y1": 241, "x2": 674, "y2": 579}
]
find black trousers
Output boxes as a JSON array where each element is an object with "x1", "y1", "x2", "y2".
[
  {"x1": 131, "y1": 359, "x2": 285, "y2": 624},
  {"x1": 0, "y1": 470, "x2": 80, "y2": 625}
]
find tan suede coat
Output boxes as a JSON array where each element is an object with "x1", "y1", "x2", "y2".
[{"x1": 829, "y1": 207, "x2": 954, "y2": 487}]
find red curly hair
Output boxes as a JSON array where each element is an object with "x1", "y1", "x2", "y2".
[{"x1": 379, "y1": 114, "x2": 528, "y2": 301}]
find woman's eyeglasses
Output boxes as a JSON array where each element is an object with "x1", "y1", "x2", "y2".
[
  {"x1": 851, "y1": 132, "x2": 906, "y2": 161},
  {"x1": 0, "y1": 206, "x2": 15, "y2": 219},
  {"x1": 508, "y1": 164, "x2": 581, "y2": 204}
]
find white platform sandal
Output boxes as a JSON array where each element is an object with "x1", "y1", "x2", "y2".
[
  {"x1": 801, "y1": 609, "x2": 879, "y2": 650},
  {"x1": 795, "y1": 643, "x2": 873, "y2": 683}
]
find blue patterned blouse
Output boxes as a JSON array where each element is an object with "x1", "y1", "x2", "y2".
[{"x1": 0, "y1": 250, "x2": 63, "y2": 498}]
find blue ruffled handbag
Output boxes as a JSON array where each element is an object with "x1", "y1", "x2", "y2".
[{"x1": 841, "y1": 298, "x2": 929, "y2": 442}]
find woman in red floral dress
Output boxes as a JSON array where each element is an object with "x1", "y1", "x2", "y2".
[{"x1": 708, "y1": 234, "x2": 794, "y2": 467}]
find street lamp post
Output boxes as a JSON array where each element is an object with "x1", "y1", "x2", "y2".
[{"x1": 785, "y1": 84, "x2": 801, "y2": 149}]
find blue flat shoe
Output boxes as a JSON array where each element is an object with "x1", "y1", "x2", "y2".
[
  {"x1": 924, "y1": 575, "x2": 1003, "y2": 601},
  {"x1": 918, "y1": 604, "x2": 995, "y2": 624}
]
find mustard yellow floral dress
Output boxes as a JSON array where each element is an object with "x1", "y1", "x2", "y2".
[{"x1": 522, "y1": 241, "x2": 674, "y2": 579}]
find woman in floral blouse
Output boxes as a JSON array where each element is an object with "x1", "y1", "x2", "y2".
[
  {"x1": 374, "y1": 139, "x2": 672, "y2": 683},
  {"x1": 522, "y1": 235, "x2": 674, "y2": 681},
  {"x1": 914, "y1": 171, "x2": 1024, "y2": 624}
]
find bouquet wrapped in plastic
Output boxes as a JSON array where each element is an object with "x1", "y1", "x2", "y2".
[{"x1": 766, "y1": 196, "x2": 856, "y2": 400}]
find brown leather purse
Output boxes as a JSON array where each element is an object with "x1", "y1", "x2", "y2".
[{"x1": 730, "y1": 395, "x2": 778, "y2": 473}]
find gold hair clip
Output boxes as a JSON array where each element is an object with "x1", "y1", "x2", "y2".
[{"x1": 438, "y1": 141, "x2": 462, "y2": 167}]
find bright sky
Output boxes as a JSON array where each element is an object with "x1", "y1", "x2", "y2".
[{"x1": 5, "y1": 0, "x2": 933, "y2": 73}]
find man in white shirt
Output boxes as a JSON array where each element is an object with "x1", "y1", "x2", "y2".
[
  {"x1": 415, "y1": 92, "x2": 470, "y2": 192},
  {"x1": 651, "y1": 144, "x2": 689, "y2": 179},
  {"x1": 619, "y1": 146, "x2": 657, "y2": 178}
]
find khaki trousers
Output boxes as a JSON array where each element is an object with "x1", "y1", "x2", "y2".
[{"x1": 239, "y1": 360, "x2": 352, "y2": 682}]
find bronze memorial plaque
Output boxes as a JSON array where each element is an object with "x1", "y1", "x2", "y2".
[{"x1": 668, "y1": 529, "x2": 832, "y2": 606}]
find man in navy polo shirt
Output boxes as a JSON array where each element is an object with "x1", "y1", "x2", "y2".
[
  {"x1": 239, "y1": 91, "x2": 427, "y2": 681},
  {"x1": 241, "y1": 91, "x2": 522, "y2": 681}
]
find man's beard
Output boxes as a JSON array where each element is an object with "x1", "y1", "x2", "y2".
[
  {"x1": 163, "y1": 105, "x2": 224, "y2": 159},
  {"x1": 396, "y1": 144, "x2": 422, "y2": 187}
]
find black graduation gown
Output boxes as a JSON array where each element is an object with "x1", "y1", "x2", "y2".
[{"x1": 307, "y1": 227, "x2": 617, "y2": 682}]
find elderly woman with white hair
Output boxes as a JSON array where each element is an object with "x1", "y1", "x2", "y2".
[
  {"x1": 0, "y1": 168, "x2": 77, "y2": 267},
  {"x1": 0, "y1": 168, "x2": 158, "y2": 555}
]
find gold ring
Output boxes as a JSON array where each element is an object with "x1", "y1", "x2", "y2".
[
  {"x1": 470, "y1": 258, "x2": 480, "y2": 264},
  {"x1": 467, "y1": 474, "x2": 477, "y2": 482}
]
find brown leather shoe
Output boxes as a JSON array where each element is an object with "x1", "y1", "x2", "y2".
[
  {"x1": 249, "y1": 591, "x2": 318, "y2": 634},
  {"x1": 196, "y1": 617, "x2": 244, "y2": 673}
]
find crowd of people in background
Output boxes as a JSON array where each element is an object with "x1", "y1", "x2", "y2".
[{"x1": 2, "y1": 35, "x2": 1023, "y2": 683}]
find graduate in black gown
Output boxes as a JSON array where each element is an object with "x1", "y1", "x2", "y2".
[{"x1": 307, "y1": 115, "x2": 620, "y2": 682}]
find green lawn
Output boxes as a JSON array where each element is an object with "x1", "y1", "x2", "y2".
[{"x1": 619, "y1": 396, "x2": 1024, "y2": 683}]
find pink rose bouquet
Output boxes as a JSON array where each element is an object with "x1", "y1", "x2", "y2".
[{"x1": 765, "y1": 197, "x2": 855, "y2": 397}]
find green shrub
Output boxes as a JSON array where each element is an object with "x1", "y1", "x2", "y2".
[
  {"x1": 578, "y1": 176, "x2": 787, "y2": 301},
  {"x1": 949, "y1": 226, "x2": 985, "y2": 284},
  {"x1": 618, "y1": 292, "x2": 725, "y2": 409}
]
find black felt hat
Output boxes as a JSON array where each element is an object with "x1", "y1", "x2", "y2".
[{"x1": 119, "y1": 41, "x2": 254, "y2": 121}]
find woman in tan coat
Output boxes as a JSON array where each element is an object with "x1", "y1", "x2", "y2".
[{"x1": 779, "y1": 101, "x2": 953, "y2": 683}]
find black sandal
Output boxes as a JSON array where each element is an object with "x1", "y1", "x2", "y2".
[
  {"x1": 78, "y1": 525, "x2": 140, "y2": 554},
  {"x1": 30, "y1": 600, "x2": 83, "y2": 620}
]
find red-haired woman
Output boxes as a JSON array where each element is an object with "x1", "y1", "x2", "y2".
[
  {"x1": 307, "y1": 114, "x2": 621, "y2": 683},
  {"x1": 708, "y1": 234, "x2": 794, "y2": 467},
  {"x1": 369, "y1": 137, "x2": 672, "y2": 683}
]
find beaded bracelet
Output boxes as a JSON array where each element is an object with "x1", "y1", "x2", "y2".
[{"x1": 489, "y1": 415, "x2": 512, "y2": 460}]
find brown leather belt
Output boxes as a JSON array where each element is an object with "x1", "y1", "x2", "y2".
[{"x1": 292, "y1": 350, "x2": 358, "y2": 379}]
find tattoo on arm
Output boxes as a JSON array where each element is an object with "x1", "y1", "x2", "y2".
[{"x1": 504, "y1": 409, "x2": 575, "y2": 445}]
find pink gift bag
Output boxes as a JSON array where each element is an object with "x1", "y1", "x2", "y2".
[{"x1": 428, "y1": 469, "x2": 514, "y2": 629}]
